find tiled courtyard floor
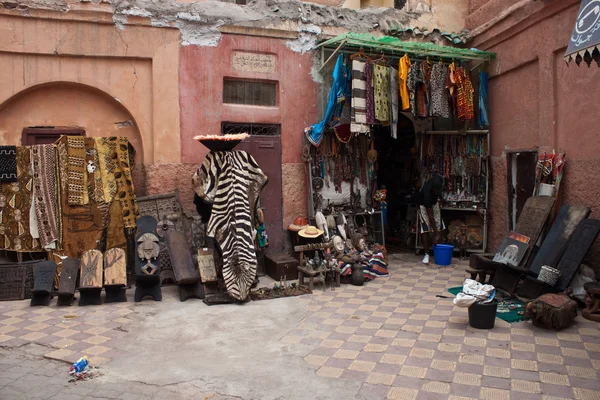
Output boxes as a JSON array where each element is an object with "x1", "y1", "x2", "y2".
[{"x1": 0, "y1": 253, "x2": 599, "y2": 399}]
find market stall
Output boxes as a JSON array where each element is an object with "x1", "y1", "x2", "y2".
[{"x1": 305, "y1": 33, "x2": 495, "y2": 255}]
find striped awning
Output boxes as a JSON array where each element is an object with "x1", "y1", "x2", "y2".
[{"x1": 565, "y1": 0, "x2": 600, "y2": 66}]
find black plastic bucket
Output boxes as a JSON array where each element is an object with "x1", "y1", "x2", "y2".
[{"x1": 468, "y1": 299, "x2": 498, "y2": 329}]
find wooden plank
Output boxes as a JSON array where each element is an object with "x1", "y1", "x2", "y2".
[
  {"x1": 165, "y1": 230, "x2": 200, "y2": 284},
  {"x1": 530, "y1": 205, "x2": 591, "y2": 275},
  {"x1": 514, "y1": 196, "x2": 555, "y2": 253},
  {"x1": 104, "y1": 248, "x2": 127, "y2": 286},
  {"x1": 554, "y1": 219, "x2": 600, "y2": 292},
  {"x1": 197, "y1": 248, "x2": 218, "y2": 283},
  {"x1": 80, "y1": 250, "x2": 103, "y2": 289},
  {"x1": 294, "y1": 242, "x2": 332, "y2": 252}
]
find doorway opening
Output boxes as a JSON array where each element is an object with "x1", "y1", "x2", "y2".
[
  {"x1": 375, "y1": 114, "x2": 420, "y2": 253},
  {"x1": 506, "y1": 150, "x2": 538, "y2": 231}
]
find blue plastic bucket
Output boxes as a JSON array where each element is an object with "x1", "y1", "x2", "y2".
[{"x1": 433, "y1": 244, "x2": 454, "y2": 266}]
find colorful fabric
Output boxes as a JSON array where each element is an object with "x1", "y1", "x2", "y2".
[
  {"x1": 419, "y1": 203, "x2": 446, "y2": 233},
  {"x1": 0, "y1": 146, "x2": 18, "y2": 182},
  {"x1": 305, "y1": 55, "x2": 349, "y2": 147},
  {"x1": 365, "y1": 62, "x2": 375, "y2": 124},
  {"x1": 446, "y1": 62, "x2": 457, "y2": 112},
  {"x1": 479, "y1": 71, "x2": 489, "y2": 128},
  {"x1": 417, "y1": 62, "x2": 431, "y2": 117},
  {"x1": 389, "y1": 67, "x2": 399, "y2": 139},
  {"x1": 350, "y1": 59, "x2": 369, "y2": 133},
  {"x1": 430, "y1": 64, "x2": 451, "y2": 118},
  {"x1": 455, "y1": 67, "x2": 475, "y2": 121},
  {"x1": 337, "y1": 250, "x2": 388, "y2": 279},
  {"x1": 31, "y1": 144, "x2": 59, "y2": 248},
  {"x1": 257, "y1": 223, "x2": 268, "y2": 248},
  {"x1": 398, "y1": 55, "x2": 411, "y2": 111},
  {"x1": 373, "y1": 64, "x2": 390, "y2": 122},
  {"x1": 66, "y1": 136, "x2": 88, "y2": 205},
  {"x1": 0, "y1": 147, "x2": 41, "y2": 252}
]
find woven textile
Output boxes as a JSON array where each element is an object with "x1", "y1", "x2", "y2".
[
  {"x1": 373, "y1": 64, "x2": 390, "y2": 122},
  {"x1": 66, "y1": 136, "x2": 88, "y2": 205},
  {"x1": 0, "y1": 147, "x2": 41, "y2": 252},
  {"x1": 95, "y1": 137, "x2": 117, "y2": 204},
  {"x1": 365, "y1": 62, "x2": 375, "y2": 124},
  {"x1": 350, "y1": 60, "x2": 369, "y2": 133},
  {"x1": 112, "y1": 137, "x2": 139, "y2": 229},
  {"x1": 389, "y1": 67, "x2": 399, "y2": 139},
  {"x1": 0, "y1": 146, "x2": 18, "y2": 182},
  {"x1": 31, "y1": 144, "x2": 59, "y2": 248},
  {"x1": 430, "y1": 64, "x2": 451, "y2": 118}
]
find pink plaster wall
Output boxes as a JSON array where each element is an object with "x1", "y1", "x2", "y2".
[
  {"x1": 469, "y1": 0, "x2": 600, "y2": 270},
  {"x1": 179, "y1": 34, "x2": 317, "y2": 227}
]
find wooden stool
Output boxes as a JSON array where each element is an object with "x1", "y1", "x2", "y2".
[
  {"x1": 583, "y1": 282, "x2": 600, "y2": 322},
  {"x1": 56, "y1": 258, "x2": 78, "y2": 306},
  {"x1": 297, "y1": 265, "x2": 324, "y2": 291}
]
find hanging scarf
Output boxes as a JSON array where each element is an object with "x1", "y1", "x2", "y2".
[
  {"x1": 66, "y1": 136, "x2": 88, "y2": 205},
  {"x1": 305, "y1": 55, "x2": 349, "y2": 147},
  {"x1": 31, "y1": 144, "x2": 60, "y2": 248},
  {"x1": 350, "y1": 59, "x2": 369, "y2": 133},
  {"x1": 373, "y1": 64, "x2": 390, "y2": 122},
  {"x1": 479, "y1": 71, "x2": 489, "y2": 128},
  {"x1": 389, "y1": 66, "x2": 399, "y2": 139}
]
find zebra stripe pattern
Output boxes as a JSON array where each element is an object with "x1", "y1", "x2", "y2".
[{"x1": 193, "y1": 150, "x2": 267, "y2": 301}]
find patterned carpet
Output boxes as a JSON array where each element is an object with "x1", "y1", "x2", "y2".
[{"x1": 281, "y1": 254, "x2": 600, "y2": 400}]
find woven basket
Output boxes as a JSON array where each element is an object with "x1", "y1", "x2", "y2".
[{"x1": 538, "y1": 265, "x2": 560, "y2": 286}]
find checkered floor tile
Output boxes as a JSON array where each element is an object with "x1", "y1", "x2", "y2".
[
  {"x1": 283, "y1": 254, "x2": 600, "y2": 400},
  {"x1": 0, "y1": 298, "x2": 131, "y2": 365}
]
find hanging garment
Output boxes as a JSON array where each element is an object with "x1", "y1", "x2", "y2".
[
  {"x1": 0, "y1": 147, "x2": 42, "y2": 252},
  {"x1": 389, "y1": 67, "x2": 399, "y2": 139},
  {"x1": 0, "y1": 146, "x2": 18, "y2": 182},
  {"x1": 110, "y1": 137, "x2": 139, "y2": 229},
  {"x1": 305, "y1": 54, "x2": 349, "y2": 147},
  {"x1": 479, "y1": 71, "x2": 489, "y2": 128},
  {"x1": 446, "y1": 62, "x2": 457, "y2": 113},
  {"x1": 365, "y1": 62, "x2": 376, "y2": 124},
  {"x1": 430, "y1": 64, "x2": 451, "y2": 118},
  {"x1": 417, "y1": 62, "x2": 431, "y2": 117},
  {"x1": 407, "y1": 61, "x2": 418, "y2": 116},
  {"x1": 31, "y1": 144, "x2": 60, "y2": 248},
  {"x1": 66, "y1": 136, "x2": 88, "y2": 205},
  {"x1": 350, "y1": 59, "x2": 369, "y2": 133},
  {"x1": 95, "y1": 137, "x2": 118, "y2": 204},
  {"x1": 455, "y1": 67, "x2": 475, "y2": 121},
  {"x1": 193, "y1": 150, "x2": 267, "y2": 301},
  {"x1": 398, "y1": 55, "x2": 411, "y2": 111},
  {"x1": 373, "y1": 64, "x2": 390, "y2": 122},
  {"x1": 56, "y1": 137, "x2": 104, "y2": 258}
]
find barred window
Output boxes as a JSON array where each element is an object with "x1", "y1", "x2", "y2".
[
  {"x1": 223, "y1": 79, "x2": 277, "y2": 106},
  {"x1": 221, "y1": 123, "x2": 280, "y2": 136}
]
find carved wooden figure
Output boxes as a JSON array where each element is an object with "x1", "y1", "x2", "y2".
[
  {"x1": 104, "y1": 248, "x2": 128, "y2": 303},
  {"x1": 56, "y1": 258, "x2": 79, "y2": 306},
  {"x1": 30, "y1": 261, "x2": 57, "y2": 306},
  {"x1": 134, "y1": 215, "x2": 162, "y2": 302},
  {"x1": 78, "y1": 249, "x2": 103, "y2": 306}
]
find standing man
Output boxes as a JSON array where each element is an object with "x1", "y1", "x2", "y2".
[{"x1": 418, "y1": 174, "x2": 445, "y2": 264}]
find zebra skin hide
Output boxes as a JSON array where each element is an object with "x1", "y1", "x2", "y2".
[{"x1": 193, "y1": 150, "x2": 268, "y2": 301}]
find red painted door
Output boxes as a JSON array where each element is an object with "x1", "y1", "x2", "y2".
[{"x1": 236, "y1": 135, "x2": 283, "y2": 254}]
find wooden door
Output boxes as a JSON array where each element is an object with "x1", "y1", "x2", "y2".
[{"x1": 236, "y1": 135, "x2": 283, "y2": 254}]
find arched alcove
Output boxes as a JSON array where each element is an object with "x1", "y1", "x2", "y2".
[{"x1": 0, "y1": 82, "x2": 143, "y2": 163}]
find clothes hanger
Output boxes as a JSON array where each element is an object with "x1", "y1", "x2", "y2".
[
  {"x1": 374, "y1": 50, "x2": 387, "y2": 65},
  {"x1": 350, "y1": 47, "x2": 370, "y2": 61}
]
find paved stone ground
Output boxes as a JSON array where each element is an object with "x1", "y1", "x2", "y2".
[{"x1": 1, "y1": 253, "x2": 599, "y2": 399}]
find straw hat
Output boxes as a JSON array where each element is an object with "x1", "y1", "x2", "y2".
[
  {"x1": 298, "y1": 226, "x2": 324, "y2": 238},
  {"x1": 288, "y1": 216, "x2": 308, "y2": 232}
]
